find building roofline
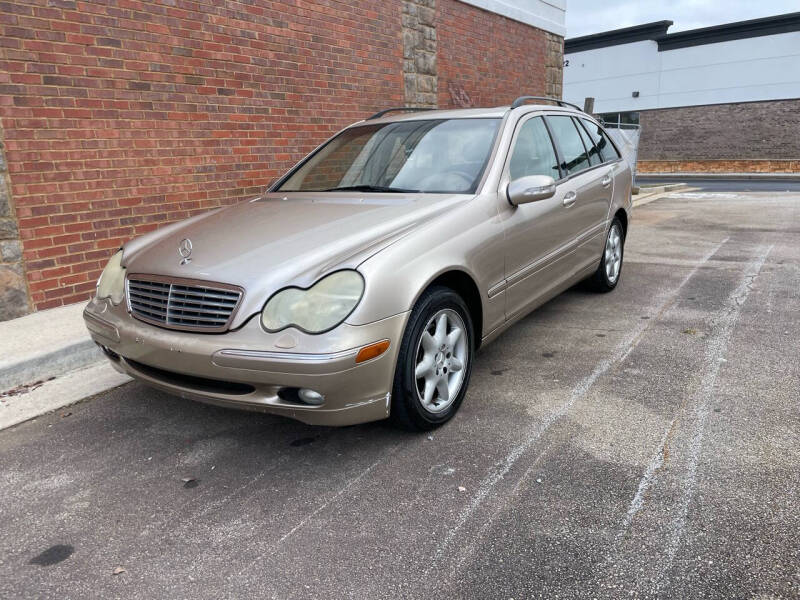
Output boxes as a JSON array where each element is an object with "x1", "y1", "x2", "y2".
[
  {"x1": 656, "y1": 11, "x2": 800, "y2": 51},
  {"x1": 566, "y1": 12, "x2": 800, "y2": 54},
  {"x1": 565, "y1": 21, "x2": 673, "y2": 53}
]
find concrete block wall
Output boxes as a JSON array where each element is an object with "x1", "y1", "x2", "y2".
[{"x1": 637, "y1": 98, "x2": 800, "y2": 173}]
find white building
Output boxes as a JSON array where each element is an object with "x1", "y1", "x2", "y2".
[{"x1": 563, "y1": 13, "x2": 800, "y2": 174}]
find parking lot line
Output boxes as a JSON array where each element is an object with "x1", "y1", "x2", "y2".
[{"x1": 429, "y1": 235, "x2": 731, "y2": 567}]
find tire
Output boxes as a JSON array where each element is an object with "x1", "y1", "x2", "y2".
[
  {"x1": 390, "y1": 286, "x2": 475, "y2": 431},
  {"x1": 588, "y1": 216, "x2": 625, "y2": 293}
]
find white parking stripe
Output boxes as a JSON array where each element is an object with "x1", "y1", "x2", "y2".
[
  {"x1": 430, "y1": 236, "x2": 731, "y2": 565},
  {"x1": 625, "y1": 244, "x2": 773, "y2": 531},
  {"x1": 661, "y1": 244, "x2": 773, "y2": 577}
]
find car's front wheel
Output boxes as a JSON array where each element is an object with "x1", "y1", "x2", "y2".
[{"x1": 391, "y1": 286, "x2": 474, "y2": 431}]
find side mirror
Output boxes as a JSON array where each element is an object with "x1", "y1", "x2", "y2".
[{"x1": 506, "y1": 175, "x2": 556, "y2": 206}]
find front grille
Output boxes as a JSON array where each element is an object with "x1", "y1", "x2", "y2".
[{"x1": 126, "y1": 275, "x2": 243, "y2": 332}]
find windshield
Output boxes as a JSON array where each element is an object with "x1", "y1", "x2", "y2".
[{"x1": 277, "y1": 118, "x2": 500, "y2": 194}]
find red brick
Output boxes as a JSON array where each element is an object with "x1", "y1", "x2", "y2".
[
  {"x1": 638, "y1": 159, "x2": 800, "y2": 174},
  {"x1": 437, "y1": 0, "x2": 548, "y2": 109},
  {"x1": 1, "y1": 0, "x2": 556, "y2": 310}
]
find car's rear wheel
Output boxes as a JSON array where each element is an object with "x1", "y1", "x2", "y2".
[
  {"x1": 391, "y1": 286, "x2": 474, "y2": 431},
  {"x1": 588, "y1": 216, "x2": 625, "y2": 292}
]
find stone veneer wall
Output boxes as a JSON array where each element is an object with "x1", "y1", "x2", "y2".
[
  {"x1": 402, "y1": 0, "x2": 438, "y2": 108},
  {"x1": 544, "y1": 32, "x2": 564, "y2": 100},
  {"x1": 0, "y1": 123, "x2": 31, "y2": 321}
]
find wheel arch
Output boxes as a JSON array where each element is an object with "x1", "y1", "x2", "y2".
[
  {"x1": 418, "y1": 268, "x2": 484, "y2": 349},
  {"x1": 614, "y1": 207, "x2": 628, "y2": 239}
]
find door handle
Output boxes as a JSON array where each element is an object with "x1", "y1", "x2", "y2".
[
  {"x1": 562, "y1": 191, "x2": 577, "y2": 207},
  {"x1": 601, "y1": 175, "x2": 612, "y2": 187}
]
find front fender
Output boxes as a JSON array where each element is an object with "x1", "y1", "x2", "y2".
[{"x1": 345, "y1": 193, "x2": 506, "y2": 338}]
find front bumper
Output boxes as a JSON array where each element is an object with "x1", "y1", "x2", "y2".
[{"x1": 84, "y1": 297, "x2": 409, "y2": 426}]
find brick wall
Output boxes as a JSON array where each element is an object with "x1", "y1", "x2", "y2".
[
  {"x1": 0, "y1": 0, "x2": 562, "y2": 316},
  {"x1": 638, "y1": 99, "x2": 800, "y2": 163},
  {"x1": 0, "y1": 0, "x2": 403, "y2": 311},
  {"x1": 437, "y1": 0, "x2": 551, "y2": 108}
]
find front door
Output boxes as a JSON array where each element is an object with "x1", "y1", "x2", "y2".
[{"x1": 499, "y1": 114, "x2": 584, "y2": 321}]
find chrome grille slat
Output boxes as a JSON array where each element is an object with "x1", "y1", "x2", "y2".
[
  {"x1": 129, "y1": 282, "x2": 171, "y2": 293},
  {"x1": 127, "y1": 277, "x2": 242, "y2": 332},
  {"x1": 169, "y1": 289, "x2": 240, "y2": 302},
  {"x1": 167, "y1": 305, "x2": 233, "y2": 316},
  {"x1": 131, "y1": 305, "x2": 168, "y2": 320},
  {"x1": 167, "y1": 308, "x2": 229, "y2": 316},
  {"x1": 169, "y1": 295, "x2": 237, "y2": 305},
  {"x1": 128, "y1": 289, "x2": 171, "y2": 302},
  {"x1": 130, "y1": 297, "x2": 169, "y2": 311},
  {"x1": 128, "y1": 289, "x2": 169, "y2": 301},
  {"x1": 168, "y1": 298, "x2": 237, "y2": 309}
]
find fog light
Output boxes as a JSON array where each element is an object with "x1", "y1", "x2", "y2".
[{"x1": 298, "y1": 388, "x2": 325, "y2": 405}]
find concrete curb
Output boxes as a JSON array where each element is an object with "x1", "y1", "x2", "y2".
[
  {"x1": 0, "y1": 301, "x2": 134, "y2": 431},
  {"x1": 635, "y1": 182, "x2": 688, "y2": 196},
  {"x1": 0, "y1": 339, "x2": 102, "y2": 392},
  {"x1": 633, "y1": 186, "x2": 697, "y2": 208},
  {"x1": 0, "y1": 302, "x2": 101, "y2": 392},
  {"x1": 632, "y1": 183, "x2": 691, "y2": 207},
  {"x1": 0, "y1": 361, "x2": 131, "y2": 431}
]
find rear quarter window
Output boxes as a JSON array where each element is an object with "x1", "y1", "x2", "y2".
[
  {"x1": 581, "y1": 119, "x2": 621, "y2": 163},
  {"x1": 545, "y1": 115, "x2": 591, "y2": 176},
  {"x1": 573, "y1": 117, "x2": 602, "y2": 166}
]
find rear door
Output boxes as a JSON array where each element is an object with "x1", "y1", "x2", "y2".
[
  {"x1": 544, "y1": 115, "x2": 614, "y2": 270},
  {"x1": 580, "y1": 117, "x2": 630, "y2": 216}
]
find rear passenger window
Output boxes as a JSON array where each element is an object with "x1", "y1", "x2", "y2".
[
  {"x1": 508, "y1": 116, "x2": 560, "y2": 181},
  {"x1": 581, "y1": 119, "x2": 621, "y2": 162},
  {"x1": 546, "y1": 116, "x2": 591, "y2": 176},
  {"x1": 574, "y1": 117, "x2": 601, "y2": 166}
]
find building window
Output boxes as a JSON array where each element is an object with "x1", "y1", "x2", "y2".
[{"x1": 598, "y1": 112, "x2": 640, "y2": 126}]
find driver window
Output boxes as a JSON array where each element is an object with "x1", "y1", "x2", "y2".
[{"x1": 508, "y1": 117, "x2": 560, "y2": 181}]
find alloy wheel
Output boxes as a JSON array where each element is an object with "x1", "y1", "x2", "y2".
[
  {"x1": 604, "y1": 223, "x2": 622, "y2": 284},
  {"x1": 413, "y1": 308, "x2": 469, "y2": 413}
]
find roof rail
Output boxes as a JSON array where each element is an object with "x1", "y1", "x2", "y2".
[
  {"x1": 510, "y1": 96, "x2": 584, "y2": 111},
  {"x1": 367, "y1": 106, "x2": 436, "y2": 120}
]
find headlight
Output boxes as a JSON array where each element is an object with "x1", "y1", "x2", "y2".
[
  {"x1": 96, "y1": 250, "x2": 125, "y2": 305},
  {"x1": 261, "y1": 270, "x2": 364, "y2": 334}
]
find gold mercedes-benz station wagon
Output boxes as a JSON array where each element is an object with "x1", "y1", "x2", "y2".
[{"x1": 84, "y1": 96, "x2": 632, "y2": 430}]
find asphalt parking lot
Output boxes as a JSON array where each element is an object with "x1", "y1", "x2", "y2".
[{"x1": 1, "y1": 189, "x2": 798, "y2": 599}]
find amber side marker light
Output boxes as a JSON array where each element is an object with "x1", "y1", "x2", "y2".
[{"x1": 356, "y1": 339, "x2": 390, "y2": 363}]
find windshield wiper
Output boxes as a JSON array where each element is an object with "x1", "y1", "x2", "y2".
[{"x1": 323, "y1": 184, "x2": 419, "y2": 193}]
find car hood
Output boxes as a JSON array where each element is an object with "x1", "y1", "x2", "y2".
[{"x1": 122, "y1": 191, "x2": 473, "y2": 328}]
